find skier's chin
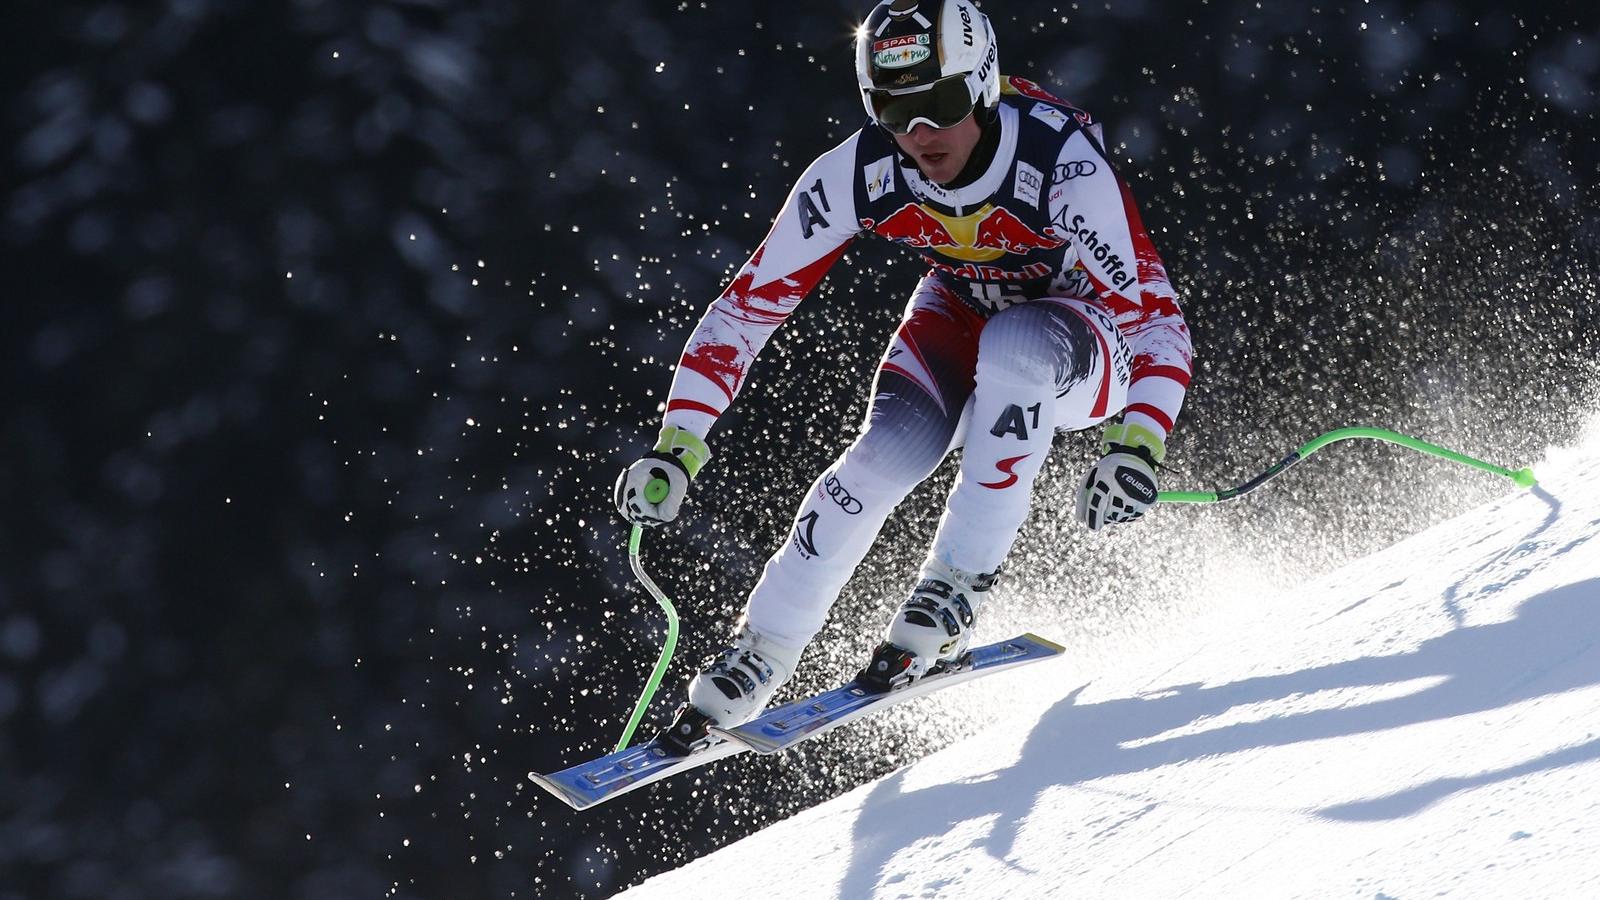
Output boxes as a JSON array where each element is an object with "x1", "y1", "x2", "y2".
[{"x1": 917, "y1": 151, "x2": 965, "y2": 185}]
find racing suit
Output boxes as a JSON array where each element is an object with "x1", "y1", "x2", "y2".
[{"x1": 661, "y1": 76, "x2": 1193, "y2": 648}]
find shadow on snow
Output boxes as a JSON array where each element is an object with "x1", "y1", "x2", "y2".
[{"x1": 838, "y1": 556, "x2": 1600, "y2": 898}]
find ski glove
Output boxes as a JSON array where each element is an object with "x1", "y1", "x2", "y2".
[
  {"x1": 614, "y1": 425, "x2": 711, "y2": 527},
  {"x1": 1075, "y1": 422, "x2": 1164, "y2": 532}
]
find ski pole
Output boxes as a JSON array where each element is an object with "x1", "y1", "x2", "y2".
[
  {"x1": 614, "y1": 477, "x2": 680, "y2": 752},
  {"x1": 1158, "y1": 426, "x2": 1539, "y2": 504}
]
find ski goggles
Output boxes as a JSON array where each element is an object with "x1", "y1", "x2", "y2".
[{"x1": 866, "y1": 73, "x2": 978, "y2": 134}]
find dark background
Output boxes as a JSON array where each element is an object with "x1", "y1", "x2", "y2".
[{"x1": 4, "y1": 1, "x2": 1598, "y2": 897}]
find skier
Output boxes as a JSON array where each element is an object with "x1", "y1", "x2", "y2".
[{"x1": 615, "y1": 0, "x2": 1193, "y2": 751}]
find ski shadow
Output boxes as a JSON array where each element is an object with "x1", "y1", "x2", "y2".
[
  {"x1": 837, "y1": 576, "x2": 1600, "y2": 899},
  {"x1": 1441, "y1": 483, "x2": 1564, "y2": 626},
  {"x1": 1318, "y1": 733, "x2": 1600, "y2": 821}
]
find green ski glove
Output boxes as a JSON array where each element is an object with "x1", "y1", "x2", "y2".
[{"x1": 614, "y1": 426, "x2": 711, "y2": 526}]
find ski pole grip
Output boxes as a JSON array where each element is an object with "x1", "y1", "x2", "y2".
[{"x1": 644, "y1": 477, "x2": 670, "y2": 505}]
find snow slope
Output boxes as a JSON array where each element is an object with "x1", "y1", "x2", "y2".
[{"x1": 618, "y1": 438, "x2": 1600, "y2": 899}]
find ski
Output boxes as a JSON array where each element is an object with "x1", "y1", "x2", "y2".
[
  {"x1": 711, "y1": 632, "x2": 1063, "y2": 755},
  {"x1": 529, "y1": 736, "x2": 745, "y2": 811},
  {"x1": 530, "y1": 633, "x2": 1062, "y2": 809}
]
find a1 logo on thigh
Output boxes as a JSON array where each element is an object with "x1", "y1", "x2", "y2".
[{"x1": 989, "y1": 402, "x2": 1042, "y2": 440}]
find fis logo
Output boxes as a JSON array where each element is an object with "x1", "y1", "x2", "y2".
[{"x1": 864, "y1": 156, "x2": 897, "y2": 202}]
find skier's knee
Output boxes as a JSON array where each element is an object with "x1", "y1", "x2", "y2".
[
  {"x1": 977, "y1": 304, "x2": 1077, "y2": 384},
  {"x1": 846, "y1": 418, "x2": 950, "y2": 488}
]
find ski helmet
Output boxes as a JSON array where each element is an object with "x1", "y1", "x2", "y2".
[{"x1": 855, "y1": 0, "x2": 1001, "y2": 134}]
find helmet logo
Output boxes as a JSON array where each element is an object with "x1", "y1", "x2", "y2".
[
  {"x1": 873, "y1": 33, "x2": 931, "y2": 69},
  {"x1": 974, "y1": 40, "x2": 996, "y2": 84},
  {"x1": 959, "y1": 4, "x2": 974, "y2": 46}
]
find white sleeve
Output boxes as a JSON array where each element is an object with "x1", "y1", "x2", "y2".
[
  {"x1": 1046, "y1": 129, "x2": 1193, "y2": 440},
  {"x1": 663, "y1": 132, "x2": 864, "y2": 439}
]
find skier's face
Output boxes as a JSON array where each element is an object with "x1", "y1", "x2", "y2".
[{"x1": 893, "y1": 113, "x2": 982, "y2": 185}]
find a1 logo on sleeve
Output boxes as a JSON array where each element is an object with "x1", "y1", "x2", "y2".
[{"x1": 796, "y1": 178, "x2": 832, "y2": 239}]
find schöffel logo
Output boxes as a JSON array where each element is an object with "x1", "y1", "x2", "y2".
[{"x1": 1051, "y1": 209, "x2": 1136, "y2": 292}]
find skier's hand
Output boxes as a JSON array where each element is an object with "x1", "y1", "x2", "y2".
[
  {"x1": 1075, "y1": 422, "x2": 1163, "y2": 532},
  {"x1": 614, "y1": 426, "x2": 711, "y2": 527}
]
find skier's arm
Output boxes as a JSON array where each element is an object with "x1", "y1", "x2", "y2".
[
  {"x1": 662, "y1": 133, "x2": 865, "y2": 442},
  {"x1": 1045, "y1": 127, "x2": 1193, "y2": 445},
  {"x1": 616, "y1": 134, "x2": 863, "y2": 526}
]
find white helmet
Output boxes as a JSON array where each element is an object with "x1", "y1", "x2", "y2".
[{"x1": 855, "y1": 0, "x2": 1001, "y2": 134}]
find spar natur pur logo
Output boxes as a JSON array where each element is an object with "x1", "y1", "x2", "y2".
[{"x1": 873, "y1": 33, "x2": 931, "y2": 69}]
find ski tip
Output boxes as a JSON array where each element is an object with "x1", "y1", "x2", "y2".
[
  {"x1": 1021, "y1": 632, "x2": 1067, "y2": 654},
  {"x1": 528, "y1": 771, "x2": 594, "y2": 811}
]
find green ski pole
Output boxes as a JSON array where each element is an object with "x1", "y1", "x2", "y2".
[
  {"x1": 614, "y1": 477, "x2": 680, "y2": 752},
  {"x1": 1158, "y1": 426, "x2": 1538, "y2": 504}
]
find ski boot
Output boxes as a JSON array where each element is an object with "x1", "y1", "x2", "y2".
[
  {"x1": 857, "y1": 561, "x2": 997, "y2": 692},
  {"x1": 657, "y1": 624, "x2": 802, "y2": 755}
]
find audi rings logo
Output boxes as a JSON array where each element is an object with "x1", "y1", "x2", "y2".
[
  {"x1": 1052, "y1": 160, "x2": 1097, "y2": 182},
  {"x1": 823, "y1": 474, "x2": 863, "y2": 515}
]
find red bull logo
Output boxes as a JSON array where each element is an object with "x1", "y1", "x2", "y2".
[
  {"x1": 1004, "y1": 76, "x2": 1068, "y2": 105},
  {"x1": 868, "y1": 204, "x2": 961, "y2": 250},
  {"x1": 869, "y1": 203, "x2": 1062, "y2": 261},
  {"x1": 971, "y1": 207, "x2": 1065, "y2": 254}
]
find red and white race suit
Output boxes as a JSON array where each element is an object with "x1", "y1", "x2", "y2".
[{"x1": 661, "y1": 77, "x2": 1194, "y2": 649}]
